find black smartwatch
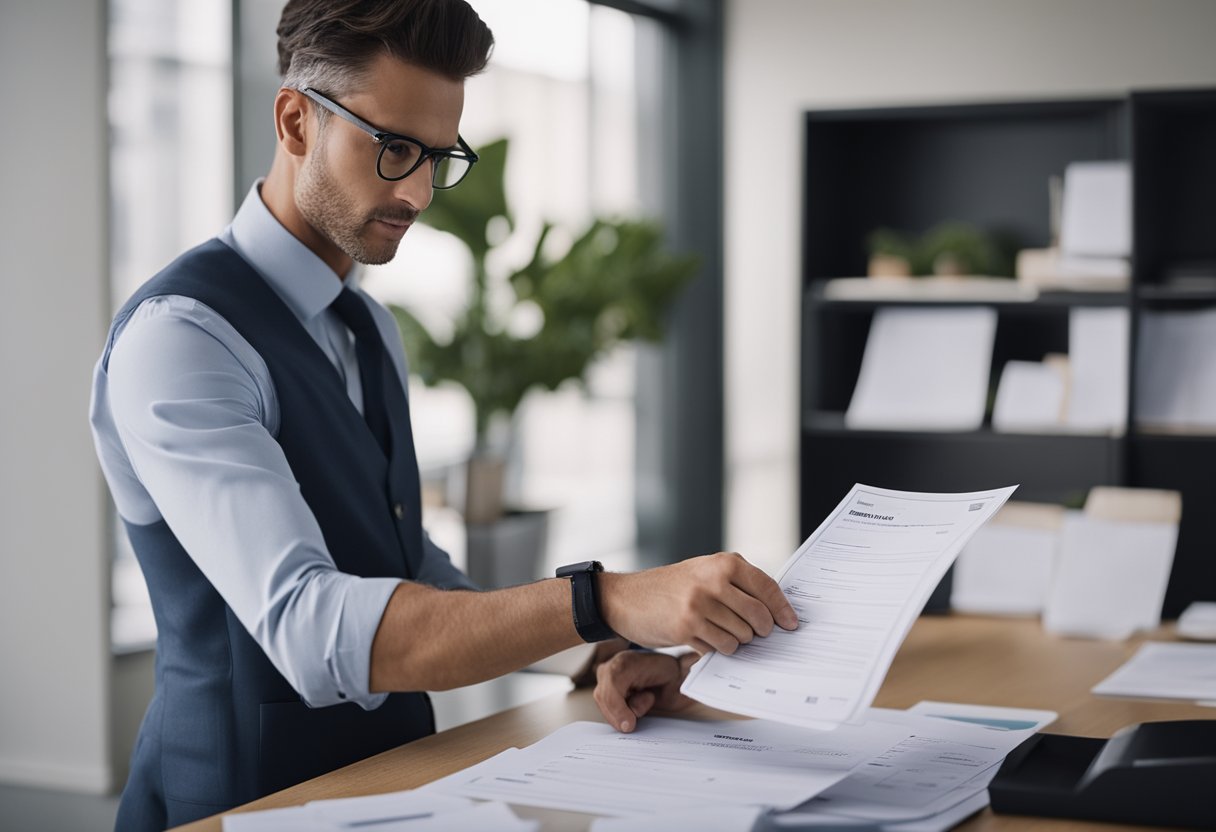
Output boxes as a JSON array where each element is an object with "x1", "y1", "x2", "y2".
[{"x1": 556, "y1": 560, "x2": 617, "y2": 643}]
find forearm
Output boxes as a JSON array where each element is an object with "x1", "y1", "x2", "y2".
[{"x1": 369, "y1": 578, "x2": 582, "y2": 692}]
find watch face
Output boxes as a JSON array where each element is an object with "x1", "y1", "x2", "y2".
[{"x1": 556, "y1": 560, "x2": 602, "y2": 578}]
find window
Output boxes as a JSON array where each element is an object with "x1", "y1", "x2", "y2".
[
  {"x1": 361, "y1": 0, "x2": 654, "y2": 576},
  {"x1": 107, "y1": 0, "x2": 233, "y2": 650}
]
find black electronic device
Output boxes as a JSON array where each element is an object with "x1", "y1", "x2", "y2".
[{"x1": 988, "y1": 720, "x2": 1216, "y2": 829}]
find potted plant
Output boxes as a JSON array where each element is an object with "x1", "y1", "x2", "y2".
[{"x1": 389, "y1": 138, "x2": 698, "y2": 586}]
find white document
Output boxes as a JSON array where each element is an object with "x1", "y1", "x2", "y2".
[
  {"x1": 1042, "y1": 512, "x2": 1178, "y2": 640},
  {"x1": 1136, "y1": 308, "x2": 1216, "y2": 431},
  {"x1": 845, "y1": 308, "x2": 996, "y2": 431},
  {"x1": 991, "y1": 360, "x2": 1066, "y2": 433},
  {"x1": 428, "y1": 716, "x2": 910, "y2": 817},
  {"x1": 1059, "y1": 161, "x2": 1131, "y2": 257},
  {"x1": 904, "y1": 701, "x2": 1056, "y2": 733},
  {"x1": 223, "y1": 793, "x2": 483, "y2": 832},
  {"x1": 778, "y1": 707, "x2": 1047, "y2": 824},
  {"x1": 682, "y1": 485, "x2": 1017, "y2": 729},
  {"x1": 1092, "y1": 642, "x2": 1216, "y2": 702},
  {"x1": 306, "y1": 792, "x2": 472, "y2": 826},
  {"x1": 1066, "y1": 307, "x2": 1129, "y2": 434},
  {"x1": 223, "y1": 807, "x2": 333, "y2": 832},
  {"x1": 952, "y1": 502, "x2": 1063, "y2": 616},
  {"x1": 590, "y1": 806, "x2": 763, "y2": 832}
]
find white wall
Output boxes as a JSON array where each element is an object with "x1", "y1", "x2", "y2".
[
  {"x1": 0, "y1": 0, "x2": 114, "y2": 791},
  {"x1": 723, "y1": 0, "x2": 1216, "y2": 571}
]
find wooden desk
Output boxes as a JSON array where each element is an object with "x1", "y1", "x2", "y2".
[{"x1": 174, "y1": 616, "x2": 1213, "y2": 831}]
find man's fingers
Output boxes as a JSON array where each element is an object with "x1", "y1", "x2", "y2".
[
  {"x1": 729, "y1": 561, "x2": 798, "y2": 630},
  {"x1": 628, "y1": 689, "x2": 656, "y2": 718},
  {"x1": 594, "y1": 653, "x2": 681, "y2": 733},
  {"x1": 696, "y1": 621, "x2": 741, "y2": 656},
  {"x1": 722, "y1": 584, "x2": 776, "y2": 638},
  {"x1": 705, "y1": 600, "x2": 757, "y2": 648}
]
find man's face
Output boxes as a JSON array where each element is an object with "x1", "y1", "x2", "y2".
[{"x1": 295, "y1": 52, "x2": 465, "y2": 267}]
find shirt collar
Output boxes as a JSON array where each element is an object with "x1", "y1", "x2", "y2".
[{"x1": 223, "y1": 180, "x2": 362, "y2": 322}]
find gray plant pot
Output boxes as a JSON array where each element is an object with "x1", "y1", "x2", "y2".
[{"x1": 465, "y1": 509, "x2": 550, "y2": 589}]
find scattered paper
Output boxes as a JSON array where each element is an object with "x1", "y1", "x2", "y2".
[
  {"x1": 845, "y1": 308, "x2": 996, "y2": 431},
  {"x1": 1042, "y1": 511, "x2": 1178, "y2": 640},
  {"x1": 952, "y1": 502, "x2": 1063, "y2": 616},
  {"x1": 426, "y1": 716, "x2": 910, "y2": 817},
  {"x1": 221, "y1": 792, "x2": 536, "y2": 832},
  {"x1": 682, "y1": 485, "x2": 1017, "y2": 729},
  {"x1": 1092, "y1": 642, "x2": 1216, "y2": 702},
  {"x1": 590, "y1": 806, "x2": 764, "y2": 832},
  {"x1": 779, "y1": 708, "x2": 1046, "y2": 824},
  {"x1": 904, "y1": 701, "x2": 1056, "y2": 733}
]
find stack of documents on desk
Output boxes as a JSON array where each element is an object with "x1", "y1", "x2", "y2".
[
  {"x1": 424, "y1": 703, "x2": 1053, "y2": 831},
  {"x1": 771, "y1": 702, "x2": 1055, "y2": 831},
  {"x1": 222, "y1": 792, "x2": 537, "y2": 831},
  {"x1": 423, "y1": 716, "x2": 912, "y2": 816}
]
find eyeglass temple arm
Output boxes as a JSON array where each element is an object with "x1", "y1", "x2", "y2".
[{"x1": 300, "y1": 87, "x2": 383, "y2": 141}]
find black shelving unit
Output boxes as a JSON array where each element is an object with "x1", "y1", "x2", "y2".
[{"x1": 800, "y1": 91, "x2": 1216, "y2": 618}]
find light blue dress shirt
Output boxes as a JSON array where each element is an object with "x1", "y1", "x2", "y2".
[{"x1": 90, "y1": 182, "x2": 473, "y2": 710}]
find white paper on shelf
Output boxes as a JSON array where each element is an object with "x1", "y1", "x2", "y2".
[
  {"x1": 951, "y1": 502, "x2": 1063, "y2": 616},
  {"x1": 427, "y1": 716, "x2": 910, "y2": 818},
  {"x1": 1092, "y1": 642, "x2": 1216, "y2": 702},
  {"x1": 1059, "y1": 161, "x2": 1131, "y2": 258},
  {"x1": 1042, "y1": 511, "x2": 1178, "y2": 640},
  {"x1": 822, "y1": 276, "x2": 1037, "y2": 303},
  {"x1": 682, "y1": 484, "x2": 1017, "y2": 729},
  {"x1": 1066, "y1": 307, "x2": 1129, "y2": 434},
  {"x1": 991, "y1": 360, "x2": 1067, "y2": 433},
  {"x1": 1135, "y1": 308, "x2": 1216, "y2": 431},
  {"x1": 845, "y1": 307, "x2": 996, "y2": 431}
]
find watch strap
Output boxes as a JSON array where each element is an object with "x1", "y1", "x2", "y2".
[{"x1": 557, "y1": 561, "x2": 617, "y2": 643}]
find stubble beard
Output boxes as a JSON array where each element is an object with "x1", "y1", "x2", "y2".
[{"x1": 295, "y1": 141, "x2": 405, "y2": 267}]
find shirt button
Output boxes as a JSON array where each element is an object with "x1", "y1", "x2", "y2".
[
  {"x1": 393, "y1": 503, "x2": 405, "y2": 520},
  {"x1": 337, "y1": 692, "x2": 347, "y2": 700}
]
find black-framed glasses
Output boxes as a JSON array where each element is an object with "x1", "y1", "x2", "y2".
[{"x1": 301, "y1": 87, "x2": 478, "y2": 189}]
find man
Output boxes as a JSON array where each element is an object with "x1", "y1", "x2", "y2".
[{"x1": 90, "y1": 1, "x2": 796, "y2": 829}]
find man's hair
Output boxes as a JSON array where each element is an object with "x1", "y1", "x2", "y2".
[{"x1": 277, "y1": 0, "x2": 494, "y2": 97}]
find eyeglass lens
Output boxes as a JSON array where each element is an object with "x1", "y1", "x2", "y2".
[{"x1": 377, "y1": 138, "x2": 472, "y2": 188}]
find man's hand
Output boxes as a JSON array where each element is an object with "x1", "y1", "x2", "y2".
[
  {"x1": 598, "y1": 552, "x2": 797, "y2": 654},
  {"x1": 594, "y1": 650, "x2": 699, "y2": 733}
]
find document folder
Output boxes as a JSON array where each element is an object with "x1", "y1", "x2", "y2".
[{"x1": 988, "y1": 720, "x2": 1216, "y2": 829}]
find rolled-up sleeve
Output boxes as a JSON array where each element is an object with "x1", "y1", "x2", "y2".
[{"x1": 105, "y1": 299, "x2": 398, "y2": 709}]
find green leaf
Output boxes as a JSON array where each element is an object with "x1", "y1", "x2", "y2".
[
  {"x1": 395, "y1": 137, "x2": 701, "y2": 442},
  {"x1": 418, "y1": 138, "x2": 511, "y2": 261}
]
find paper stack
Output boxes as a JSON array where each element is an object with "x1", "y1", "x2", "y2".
[
  {"x1": 1042, "y1": 487, "x2": 1181, "y2": 640},
  {"x1": 1016, "y1": 161, "x2": 1131, "y2": 292}
]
